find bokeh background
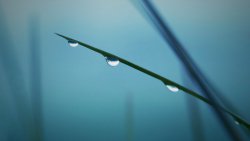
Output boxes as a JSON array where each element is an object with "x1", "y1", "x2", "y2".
[{"x1": 0, "y1": 0, "x2": 250, "y2": 141}]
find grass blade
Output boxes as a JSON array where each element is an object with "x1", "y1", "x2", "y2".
[
  {"x1": 134, "y1": 0, "x2": 245, "y2": 140},
  {"x1": 55, "y1": 33, "x2": 250, "y2": 131},
  {"x1": 0, "y1": 5, "x2": 34, "y2": 141},
  {"x1": 30, "y1": 16, "x2": 43, "y2": 141},
  {"x1": 182, "y1": 69, "x2": 205, "y2": 141}
]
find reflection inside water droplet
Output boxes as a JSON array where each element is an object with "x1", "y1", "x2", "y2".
[
  {"x1": 166, "y1": 85, "x2": 179, "y2": 92},
  {"x1": 105, "y1": 56, "x2": 120, "y2": 67},
  {"x1": 68, "y1": 40, "x2": 79, "y2": 47}
]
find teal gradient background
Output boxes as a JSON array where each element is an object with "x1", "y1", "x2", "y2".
[{"x1": 0, "y1": 0, "x2": 250, "y2": 140}]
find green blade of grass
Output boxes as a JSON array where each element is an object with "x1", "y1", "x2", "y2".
[{"x1": 55, "y1": 33, "x2": 250, "y2": 131}]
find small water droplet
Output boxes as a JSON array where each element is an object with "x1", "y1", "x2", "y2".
[
  {"x1": 234, "y1": 120, "x2": 240, "y2": 125},
  {"x1": 105, "y1": 56, "x2": 120, "y2": 67},
  {"x1": 166, "y1": 85, "x2": 179, "y2": 92},
  {"x1": 68, "y1": 40, "x2": 79, "y2": 47}
]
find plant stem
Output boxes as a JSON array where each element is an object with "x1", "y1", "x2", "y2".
[
  {"x1": 55, "y1": 33, "x2": 250, "y2": 131},
  {"x1": 135, "y1": 0, "x2": 244, "y2": 140},
  {"x1": 30, "y1": 16, "x2": 43, "y2": 141}
]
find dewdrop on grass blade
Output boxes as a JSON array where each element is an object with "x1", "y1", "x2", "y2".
[
  {"x1": 163, "y1": 82, "x2": 179, "y2": 93},
  {"x1": 105, "y1": 56, "x2": 120, "y2": 67},
  {"x1": 166, "y1": 85, "x2": 179, "y2": 93},
  {"x1": 68, "y1": 40, "x2": 79, "y2": 47},
  {"x1": 234, "y1": 120, "x2": 240, "y2": 125}
]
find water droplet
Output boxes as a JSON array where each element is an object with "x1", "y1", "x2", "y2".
[
  {"x1": 234, "y1": 120, "x2": 240, "y2": 125},
  {"x1": 68, "y1": 40, "x2": 79, "y2": 47},
  {"x1": 166, "y1": 85, "x2": 179, "y2": 92},
  {"x1": 105, "y1": 56, "x2": 120, "y2": 67}
]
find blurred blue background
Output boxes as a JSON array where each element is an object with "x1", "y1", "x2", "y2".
[{"x1": 0, "y1": 0, "x2": 250, "y2": 141}]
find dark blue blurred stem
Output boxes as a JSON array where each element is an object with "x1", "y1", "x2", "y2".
[
  {"x1": 126, "y1": 93, "x2": 134, "y2": 141},
  {"x1": 30, "y1": 16, "x2": 43, "y2": 141},
  {"x1": 131, "y1": 1, "x2": 205, "y2": 140},
  {"x1": 186, "y1": 97, "x2": 204, "y2": 141},
  {"x1": 0, "y1": 5, "x2": 34, "y2": 141},
  {"x1": 182, "y1": 70, "x2": 205, "y2": 141},
  {"x1": 138, "y1": 0, "x2": 243, "y2": 140}
]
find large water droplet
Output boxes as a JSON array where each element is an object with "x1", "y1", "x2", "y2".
[
  {"x1": 105, "y1": 56, "x2": 120, "y2": 67},
  {"x1": 68, "y1": 40, "x2": 79, "y2": 47},
  {"x1": 166, "y1": 85, "x2": 179, "y2": 92}
]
